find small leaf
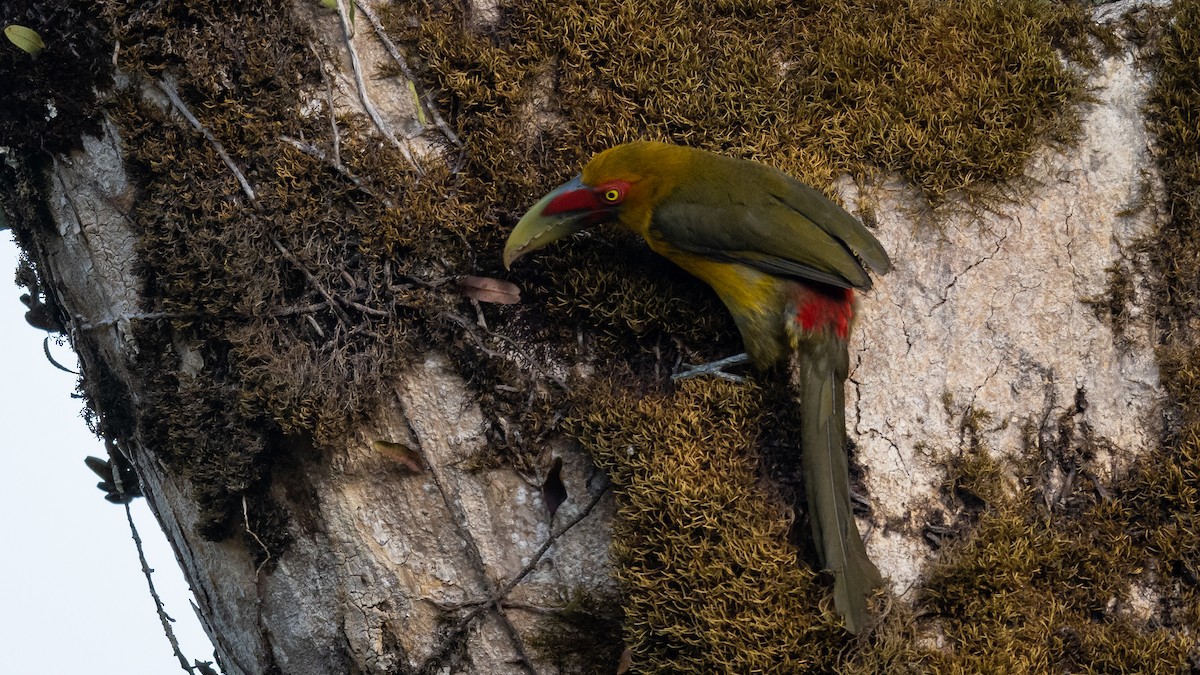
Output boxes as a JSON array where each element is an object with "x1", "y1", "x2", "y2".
[
  {"x1": 318, "y1": 0, "x2": 336, "y2": 8},
  {"x1": 84, "y1": 456, "x2": 114, "y2": 481},
  {"x1": 372, "y1": 440, "x2": 425, "y2": 473},
  {"x1": 541, "y1": 457, "x2": 567, "y2": 518},
  {"x1": 616, "y1": 646, "x2": 633, "y2": 674},
  {"x1": 4, "y1": 25, "x2": 45, "y2": 55},
  {"x1": 459, "y1": 275, "x2": 520, "y2": 305},
  {"x1": 408, "y1": 81, "x2": 429, "y2": 127}
]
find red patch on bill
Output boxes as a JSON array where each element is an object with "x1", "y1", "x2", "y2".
[{"x1": 542, "y1": 187, "x2": 601, "y2": 216}]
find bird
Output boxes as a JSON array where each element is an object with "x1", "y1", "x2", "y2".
[{"x1": 503, "y1": 140, "x2": 891, "y2": 633}]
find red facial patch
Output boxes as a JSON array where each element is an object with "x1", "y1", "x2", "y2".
[
  {"x1": 542, "y1": 188, "x2": 602, "y2": 217},
  {"x1": 795, "y1": 288, "x2": 854, "y2": 339}
]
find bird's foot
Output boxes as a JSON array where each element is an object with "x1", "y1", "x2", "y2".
[{"x1": 672, "y1": 353, "x2": 751, "y2": 382}]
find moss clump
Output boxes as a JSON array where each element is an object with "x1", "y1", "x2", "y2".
[
  {"x1": 567, "y1": 377, "x2": 844, "y2": 672},
  {"x1": 0, "y1": 0, "x2": 112, "y2": 159},
  {"x1": 84, "y1": 1, "x2": 433, "y2": 540},
  {"x1": 396, "y1": 0, "x2": 1093, "y2": 206},
  {"x1": 1134, "y1": 0, "x2": 1200, "y2": 632},
  {"x1": 835, "y1": 416, "x2": 1191, "y2": 674},
  {"x1": 384, "y1": 0, "x2": 1097, "y2": 369}
]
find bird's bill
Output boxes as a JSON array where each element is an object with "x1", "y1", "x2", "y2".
[{"x1": 503, "y1": 175, "x2": 600, "y2": 269}]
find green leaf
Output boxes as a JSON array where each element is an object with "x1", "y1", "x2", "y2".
[
  {"x1": 408, "y1": 81, "x2": 429, "y2": 127},
  {"x1": 4, "y1": 25, "x2": 45, "y2": 55},
  {"x1": 319, "y1": 0, "x2": 336, "y2": 7}
]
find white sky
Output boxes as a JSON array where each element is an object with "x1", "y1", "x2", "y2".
[{"x1": 1, "y1": 234, "x2": 219, "y2": 674}]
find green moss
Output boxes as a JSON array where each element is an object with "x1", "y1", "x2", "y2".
[{"x1": 566, "y1": 377, "x2": 844, "y2": 672}]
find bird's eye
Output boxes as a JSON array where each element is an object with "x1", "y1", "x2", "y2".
[{"x1": 602, "y1": 187, "x2": 622, "y2": 203}]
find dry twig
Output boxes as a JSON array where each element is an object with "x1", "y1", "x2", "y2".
[
  {"x1": 125, "y1": 503, "x2": 198, "y2": 674},
  {"x1": 335, "y1": 0, "x2": 422, "y2": 174},
  {"x1": 158, "y1": 77, "x2": 258, "y2": 207},
  {"x1": 355, "y1": 0, "x2": 461, "y2": 147}
]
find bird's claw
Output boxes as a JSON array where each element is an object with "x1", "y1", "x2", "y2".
[{"x1": 671, "y1": 353, "x2": 751, "y2": 382}]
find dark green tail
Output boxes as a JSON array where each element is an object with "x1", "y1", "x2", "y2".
[{"x1": 794, "y1": 335, "x2": 883, "y2": 633}]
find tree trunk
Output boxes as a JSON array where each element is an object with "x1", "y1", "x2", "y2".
[{"x1": 4, "y1": 0, "x2": 1196, "y2": 673}]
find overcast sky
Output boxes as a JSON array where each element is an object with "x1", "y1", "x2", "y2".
[{"x1": 1, "y1": 234, "x2": 218, "y2": 674}]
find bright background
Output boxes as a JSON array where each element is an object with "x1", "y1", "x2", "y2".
[{"x1": 1, "y1": 234, "x2": 218, "y2": 674}]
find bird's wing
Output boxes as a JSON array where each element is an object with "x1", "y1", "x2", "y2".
[{"x1": 650, "y1": 190, "x2": 876, "y2": 290}]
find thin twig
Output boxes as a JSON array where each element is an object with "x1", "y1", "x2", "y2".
[
  {"x1": 355, "y1": 0, "x2": 461, "y2": 147},
  {"x1": 411, "y1": 422, "x2": 546, "y2": 674},
  {"x1": 279, "y1": 135, "x2": 394, "y2": 208},
  {"x1": 77, "y1": 301, "x2": 334, "y2": 331},
  {"x1": 335, "y1": 0, "x2": 423, "y2": 174},
  {"x1": 306, "y1": 39, "x2": 342, "y2": 167},
  {"x1": 269, "y1": 235, "x2": 355, "y2": 326},
  {"x1": 305, "y1": 313, "x2": 325, "y2": 338},
  {"x1": 457, "y1": 484, "x2": 610, "y2": 628},
  {"x1": 344, "y1": 299, "x2": 390, "y2": 317},
  {"x1": 440, "y1": 310, "x2": 504, "y2": 358},
  {"x1": 158, "y1": 77, "x2": 258, "y2": 207},
  {"x1": 125, "y1": 502, "x2": 197, "y2": 674},
  {"x1": 242, "y1": 496, "x2": 272, "y2": 581}
]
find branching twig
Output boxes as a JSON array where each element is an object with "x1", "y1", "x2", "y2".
[
  {"x1": 440, "y1": 310, "x2": 504, "y2": 358},
  {"x1": 335, "y1": 0, "x2": 423, "y2": 174},
  {"x1": 423, "y1": 483, "x2": 610, "y2": 672},
  {"x1": 458, "y1": 484, "x2": 610, "y2": 628},
  {"x1": 125, "y1": 502, "x2": 197, "y2": 674},
  {"x1": 158, "y1": 77, "x2": 258, "y2": 207},
  {"x1": 355, "y1": 0, "x2": 461, "y2": 147},
  {"x1": 269, "y1": 235, "x2": 355, "y2": 326},
  {"x1": 306, "y1": 39, "x2": 342, "y2": 167},
  {"x1": 242, "y1": 496, "x2": 272, "y2": 581}
]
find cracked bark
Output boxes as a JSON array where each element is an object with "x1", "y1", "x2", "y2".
[{"x1": 849, "y1": 36, "x2": 1165, "y2": 592}]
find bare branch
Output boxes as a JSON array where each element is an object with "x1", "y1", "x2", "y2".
[{"x1": 125, "y1": 502, "x2": 198, "y2": 674}]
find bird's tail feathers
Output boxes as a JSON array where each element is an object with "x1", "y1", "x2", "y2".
[{"x1": 793, "y1": 336, "x2": 883, "y2": 634}]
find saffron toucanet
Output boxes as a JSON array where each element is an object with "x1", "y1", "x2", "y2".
[{"x1": 504, "y1": 141, "x2": 891, "y2": 633}]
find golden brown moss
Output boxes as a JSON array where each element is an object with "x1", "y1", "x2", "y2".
[
  {"x1": 567, "y1": 377, "x2": 844, "y2": 672},
  {"x1": 1130, "y1": 0, "x2": 1200, "y2": 634}
]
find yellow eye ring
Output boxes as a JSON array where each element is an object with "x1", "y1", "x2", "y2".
[{"x1": 603, "y1": 188, "x2": 621, "y2": 203}]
